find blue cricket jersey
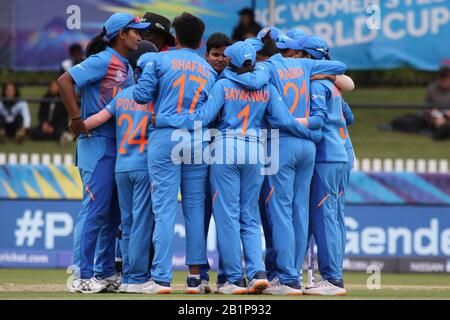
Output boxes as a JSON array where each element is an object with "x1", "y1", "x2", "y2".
[
  {"x1": 133, "y1": 48, "x2": 217, "y2": 128},
  {"x1": 104, "y1": 86, "x2": 154, "y2": 173},
  {"x1": 69, "y1": 46, "x2": 134, "y2": 139},
  {"x1": 154, "y1": 67, "x2": 322, "y2": 143},
  {"x1": 342, "y1": 99, "x2": 354, "y2": 151},
  {"x1": 310, "y1": 80, "x2": 349, "y2": 163},
  {"x1": 263, "y1": 54, "x2": 347, "y2": 137}
]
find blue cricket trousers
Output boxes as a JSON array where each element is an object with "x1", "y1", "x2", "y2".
[
  {"x1": 73, "y1": 136, "x2": 120, "y2": 279},
  {"x1": 115, "y1": 170, "x2": 153, "y2": 284},
  {"x1": 147, "y1": 128, "x2": 208, "y2": 284}
]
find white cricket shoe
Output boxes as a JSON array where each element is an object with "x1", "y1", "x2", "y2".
[
  {"x1": 264, "y1": 282, "x2": 303, "y2": 296},
  {"x1": 302, "y1": 280, "x2": 346, "y2": 296},
  {"x1": 141, "y1": 280, "x2": 172, "y2": 294},
  {"x1": 118, "y1": 283, "x2": 128, "y2": 293},
  {"x1": 69, "y1": 279, "x2": 82, "y2": 293},
  {"x1": 248, "y1": 278, "x2": 269, "y2": 294},
  {"x1": 215, "y1": 282, "x2": 225, "y2": 293},
  {"x1": 216, "y1": 282, "x2": 248, "y2": 295},
  {"x1": 200, "y1": 280, "x2": 212, "y2": 294},
  {"x1": 125, "y1": 282, "x2": 149, "y2": 294},
  {"x1": 70, "y1": 278, "x2": 107, "y2": 294},
  {"x1": 97, "y1": 273, "x2": 121, "y2": 292}
]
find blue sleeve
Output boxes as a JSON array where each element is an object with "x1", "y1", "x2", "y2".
[
  {"x1": 104, "y1": 95, "x2": 118, "y2": 117},
  {"x1": 306, "y1": 59, "x2": 347, "y2": 76},
  {"x1": 155, "y1": 82, "x2": 225, "y2": 129},
  {"x1": 232, "y1": 63, "x2": 271, "y2": 90},
  {"x1": 133, "y1": 56, "x2": 159, "y2": 104},
  {"x1": 68, "y1": 54, "x2": 108, "y2": 88},
  {"x1": 342, "y1": 99, "x2": 355, "y2": 126},
  {"x1": 266, "y1": 85, "x2": 322, "y2": 143},
  {"x1": 308, "y1": 81, "x2": 329, "y2": 130}
]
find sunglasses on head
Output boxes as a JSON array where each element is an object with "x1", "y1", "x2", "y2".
[{"x1": 122, "y1": 16, "x2": 142, "y2": 30}]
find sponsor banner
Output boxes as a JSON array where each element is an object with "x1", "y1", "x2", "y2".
[
  {"x1": 6, "y1": 0, "x2": 449, "y2": 70},
  {"x1": 255, "y1": 0, "x2": 450, "y2": 70},
  {"x1": 0, "y1": 200, "x2": 449, "y2": 272},
  {"x1": 342, "y1": 256, "x2": 450, "y2": 273},
  {"x1": 9, "y1": 0, "x2": 250, "y2": 70},
  {"x1": 2, "y1": 165, "x2": 450, "y2": 205}
]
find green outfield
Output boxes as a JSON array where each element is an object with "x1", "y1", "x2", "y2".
[
  {"x1": 0, "y1": 269, "x2": 449, "y2": 300},
  {"x1": 1, "y1": 86, "x2": 450, "y2": 159}
]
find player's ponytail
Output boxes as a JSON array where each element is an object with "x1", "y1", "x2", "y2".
[{"x1": 85, "y1": 27, "x2": 108, "y2": 57}]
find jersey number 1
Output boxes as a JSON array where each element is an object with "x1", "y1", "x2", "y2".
[{"x1": 237, "y1": 104, "x2": 250, "y2": 134}]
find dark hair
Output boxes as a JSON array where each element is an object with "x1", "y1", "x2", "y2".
[
  {"x1": 47, "y1": 80, "x2": 60, "y2": 96},
  {"x1": 439, "y1": 66, "x2": 450, "y2": 79},
  {"x1": 1, "y1": 81, "x2": 20, "y2": 98},
  {"x1": 229, "y1": 60, "x2": 254, "y2": 75},
  {"x1": 206, "y1": 33, "x2": 232, "y2": 53},
  {"x1": 69, "y1": 43, "x2": 83, "y2": 55},
  {"x1": 259, "y1": 31, "x2": 279, "y2": 58},
  {"x1": 172, "y1": 12, "x2": 205, "y2": 49},
  {"x1": 239, "y1": 8, "x2": 255, "y2": 18},
  {"x1": 85, "y1": 27, "x2": 132, "y2": 57}
]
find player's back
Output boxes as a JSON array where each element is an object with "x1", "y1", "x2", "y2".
[
  {"x1": 214, "y1": 77, "x2": 271, "y2": 141},
  {"x1": 105, "y1": 86, "x2": 154, "y2": 172},
  {"x1": 311, "y1": 80, "x2": 348, "y2": 163},
  {"x1": 265, "y1": 53, "x2": 347, "y2": 134},
  {"x1": 153, "y1": 49, "x2": 217, "y2": 116},
  {"x1": 265, "y1": 54, "x2": 311, "y2": 120}
]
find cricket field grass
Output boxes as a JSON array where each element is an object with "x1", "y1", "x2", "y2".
[{"x1": 0, "y1": 269, "x2": 449, "y2": 300}]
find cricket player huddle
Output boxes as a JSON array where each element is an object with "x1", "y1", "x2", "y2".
[{"x1": 57, "y1": 10, "x2": 355, "y2": 296}]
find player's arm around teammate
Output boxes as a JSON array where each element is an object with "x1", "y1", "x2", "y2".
[
  {"x1": 83, "y1": 52, "x2": 157, "y2": 294},
  {"x1": 57, "y1": 13, "x2": 150, "y2": 294},
  {"x1": 296, "y1": 35, "x2": 350, "y2": 296},
  {"x1": 132, "y1": 13, "x2": 217, "y2": 294}
]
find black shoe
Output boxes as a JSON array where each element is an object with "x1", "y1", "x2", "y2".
[
  {"x1": 186, "y1": 276, "x2": 201, "y2": 288},
  {"x1": 253, "y1": 271, "x2": 267, "y2": 280},
  {"x1": 329, "y1": 279, "x2": 344, "y2": 288},
  {"x1": 185, "y1": 276, "x2": 203, "y2": 294},
  {"x1": 285, "y1": 282, "x2": 301, "y2": 290},
  {"x1": 233, "y1": 278, "x2": 247, "y2": 288}
]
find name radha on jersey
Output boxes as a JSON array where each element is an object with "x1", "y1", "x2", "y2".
[
  {"x1": 277, "y1": 67, "x2": 305, "y2": 81},
  {"x1": 171, "y1": 58, "x2": 211, "y2": 78},
  {"x1": 224, "y1": 87, "x2": 269, "y2": 103},
  {"x1": 115, "y1": 97, "x2": 154, "y2": 113}
]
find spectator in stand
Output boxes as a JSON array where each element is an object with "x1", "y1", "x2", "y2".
[
  {"x1": 30, "y1": 80, "x2": 71, "y2": 145},
  {"x1": 0, "y1": 82, "x2": 30, "y2": 144},
  {"x1": 425, "y1": 65, "x2": 450, "y2": 139},
  {"x1": 388, "y1": 65, "x2": 450, "y2": 140},
  {"x1": 60, "y1": 43, "x2": 85, "y2": 74},
  {"x1": 232, "y1": 8, "x2": 262, "y2": 42},
  {"x1": 140, "y1": 12, "x2": 175, "y2": 52}
]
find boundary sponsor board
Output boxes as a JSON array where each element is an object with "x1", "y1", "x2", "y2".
[{"x1": 0, "y1": 200, "x2": 449, "y2": 272}]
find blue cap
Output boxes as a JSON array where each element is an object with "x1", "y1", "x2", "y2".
[
  {"x1": 275, "y1": 33, "x2": 299, "y2": 50},
  {"x1": 104, "y1": 13, "x2": 151, "y2": 41},
  {"x1": 224, "y1": 41, "x2": 256, "y2": 68},
  {"x1": 244, "y1": 37, "x2": 264, "y2": 52},
  {"x1": 286, "y1": 28, "x2": 306, "y2": 40},
  {"x1": 297, "y1": 35, "x2": 330, "y2": 60},
  {"x1": 257, "y1": 26, "x2": 281, "y2": 41}
]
